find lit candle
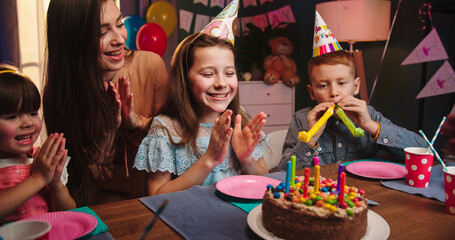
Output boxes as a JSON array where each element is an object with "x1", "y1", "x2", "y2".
[
  {"x1": 290, "y1": 156, "x2": 296, "y2": 188},
  {"x1": 314, "y1": 165, "x2": 320, "y2": 194},
  {"x1": 285, "y1": 161, "x2": 292, "y2": 193},
  {"x1": 314, "y1": 156, "x2": 320, "y2": 166},
  {"x1": 304, "y1": 168, "x2": 310, "y2": 198},
  {"x1": 337, "y1": 164, "x2": 345, "y2": 193},
  {"x1": 338, "y1": 172, "x2": 346, "y2": 203}
]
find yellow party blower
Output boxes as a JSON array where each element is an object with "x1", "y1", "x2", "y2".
[{"x1": 298, "y1": 104, "x2": 336, "y2": 143}]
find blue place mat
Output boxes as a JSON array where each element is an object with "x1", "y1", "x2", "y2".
[
  {"x1": 381, "y1": 163, "x2": 455, "y2": 202},
  {"x1": 139, "y1": 172, "x2": 285, "y2": 240}
]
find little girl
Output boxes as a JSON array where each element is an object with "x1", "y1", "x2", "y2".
[
  {"x1": 134, "y1": 33, "x2": 269, "y2": 195},
  {"x1": 0, "y1": 65, "x2": 75, "y2": 223}
]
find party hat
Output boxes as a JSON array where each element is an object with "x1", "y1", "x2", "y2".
[
  {"x1": 201, "y1": 0, "x2": 239, "y2": 45},
  {"x1": 313, "y1": 10, "x2": 342, "y2": 58}
]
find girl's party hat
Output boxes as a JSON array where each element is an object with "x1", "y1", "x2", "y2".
[
  {"x1": 201, "y1": 0, "x2": 238, "y2": 46},
  {"x1": 313, "y1": 10, "x2": 342, "y2": 57}
]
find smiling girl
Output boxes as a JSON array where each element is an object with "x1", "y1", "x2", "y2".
[
  {"x1": 0, "y1": 64, "x2": 75, "y2": 223},
  {"x1": 134, "y1": 33, "x2": 269, "y2": 196},
  {"x1": 43, "y1": 0, "x2": 169, "y2": 206}
]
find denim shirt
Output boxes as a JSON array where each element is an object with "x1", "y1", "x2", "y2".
[{"x1": 278, "y1": 105, "x2": 427, "y2": 170}]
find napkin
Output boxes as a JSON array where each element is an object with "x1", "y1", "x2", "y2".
[
  {"x1": 214, "y1": 191, "x2": 262, "y2": 213},
  {"x1": 69, "y1": 206, "x2": 109, "y2": 239},
  {"x1": 381, "y1": 163, "x2": 455, "y2": 202}
]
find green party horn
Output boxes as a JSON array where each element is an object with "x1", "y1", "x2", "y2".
[{"x1": 336, "y1": 106, "x2": 364, "y2": 137}]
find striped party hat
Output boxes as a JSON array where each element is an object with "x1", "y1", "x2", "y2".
[
  {"x1": 201, "y1": 0, "x2": 239, "y2": 46},
  {"x1": 313, "y1": 10, "x2": 342, "y2": 57}
]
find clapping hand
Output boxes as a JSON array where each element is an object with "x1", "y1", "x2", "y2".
[
  {"x1": 31, "y1": 133, "x2": 67, "y2": 186},
  {"x1": 118, "y1": 76, "x2": 143, "y2": 129},
  {"x1": 206, "y1": 110, "x2": 233, "y2": 166},
  {"x1": 232, "y1": 112, "x2": 266, "y2": 162}
]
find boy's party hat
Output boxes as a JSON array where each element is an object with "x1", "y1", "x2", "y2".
[
  {"x1": 313, "y1": 10, "x2": 342, "y2": 57},
  {"x1": 201, "y1": 0, "x2": 238, "y2": 45}
]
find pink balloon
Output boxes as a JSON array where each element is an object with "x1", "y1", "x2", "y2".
[{"x1": 136, "y1": 23, "x2": 167, "y2": 56}]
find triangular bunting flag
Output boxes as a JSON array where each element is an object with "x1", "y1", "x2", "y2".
[
  {"x1": 402, "y1": 28, "x2": 448, "y2": 65},
  {"x1": 416, "y1": 61, "x2": 455, "y2": 99}
]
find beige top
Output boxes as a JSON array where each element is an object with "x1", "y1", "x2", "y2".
[{"x1": 93, "y1": 50, "x2": 169, "y2": 204}]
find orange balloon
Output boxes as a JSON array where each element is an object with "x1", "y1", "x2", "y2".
[{"x1": 146, "y1": 1, "x2": 177, "y2": 37}]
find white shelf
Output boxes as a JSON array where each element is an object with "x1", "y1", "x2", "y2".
[{"x1": 239, "y1": 81, "x2": 295, "y2": 134}]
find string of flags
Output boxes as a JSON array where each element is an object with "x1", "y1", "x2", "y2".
[
  {"x1": 401, "y1": 28, "x2": 454, "y2": 113},
  {"x1": 180, "y1": 0, "x2": 295, "y2": 36}
]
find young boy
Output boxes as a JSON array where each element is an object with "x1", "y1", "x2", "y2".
[{"x1": 278, "y1": 12, "x2": 426, "y2": 170}]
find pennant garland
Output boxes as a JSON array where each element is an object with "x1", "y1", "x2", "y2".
[
  {"x1": 180, "y1": 2, "x2": 295, "y2": 38},
  {"x1": 416, "y1": 61, "x2": 455, "y2": 99},
  {"x1": 401, "y1": 28, "x2": 449, "y2": 65}
]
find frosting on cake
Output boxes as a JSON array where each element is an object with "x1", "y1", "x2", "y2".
[{"x1": 262, "y1": 176, "x2": 368, "y2": 240}]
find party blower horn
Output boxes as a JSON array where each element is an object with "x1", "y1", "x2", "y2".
[
  {"x1": 299, "y1": 104, "x2": 336, "y2": 143},
  {"x1": 201, "y1": 0, "x2": 238, "y2": 46}
]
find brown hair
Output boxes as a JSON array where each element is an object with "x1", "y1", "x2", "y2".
[
  {"x1": 0, "y1": 64, "x2": 40, "y2": 115},
  {"x1": 162, "y1": 33, "x2": 252, "y2": 170},
  {"x1": 307, "y1": 50, "x2": 355, "y2": 84}
]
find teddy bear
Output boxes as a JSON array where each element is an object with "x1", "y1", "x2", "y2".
[{"x1": 263, "y1": 36, "x2": 300, "y2": 87}]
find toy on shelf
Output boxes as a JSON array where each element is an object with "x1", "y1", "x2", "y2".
[{"x1": 263, "y1": 36, "x2": 301, "y2": 87}]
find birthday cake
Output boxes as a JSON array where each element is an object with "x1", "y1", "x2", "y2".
[{"x1": 262, "y1": 175, "x2": 368, "y2": 240}]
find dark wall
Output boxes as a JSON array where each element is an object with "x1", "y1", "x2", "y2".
[{"x1": 0, "y1": 0, "x2": 19, "y2": 66}]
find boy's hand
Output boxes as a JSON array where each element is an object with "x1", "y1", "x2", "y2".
[
  {"x1": 337, "y1": 96, "x2": 378, "y2": 135},
  {"x1": 307, "y1": 102, "x2": 334, "y2": 145}
]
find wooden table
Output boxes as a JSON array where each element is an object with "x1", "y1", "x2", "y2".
[{"x1": 90, "y1": 163, "x2": 455, "y2": 239}]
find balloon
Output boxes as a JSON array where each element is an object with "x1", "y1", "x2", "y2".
[
  {"x1": 146, "y1": 1, "x2": 177, "y2": 37},
  {"x1": 136, "y1": 23, "x2": 167, "y2": 57},
  {"x1": 123, "y1": 15, "x2": 146, "y2": 50}
]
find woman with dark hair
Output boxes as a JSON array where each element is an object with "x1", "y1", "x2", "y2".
[{"x1": 43, "y1": 0, "x2": 169, "y2": 206}]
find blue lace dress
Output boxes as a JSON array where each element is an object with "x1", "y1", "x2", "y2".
[{"x1": 133, "y1": 115, "x2": 269, "y2": 186}]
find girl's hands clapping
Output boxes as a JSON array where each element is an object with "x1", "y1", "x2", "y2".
[
  {"x1": 232, "y1": 112, "x2": 266, "y2": 162},
  {"x1": 205, "y1": 110, "x2": 233, "y2": 167},
  {"x1": 31, "y1": 133, "x2": 67, "y2": 186}
]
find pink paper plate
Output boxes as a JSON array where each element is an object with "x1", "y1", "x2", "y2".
[
  {"x1": 216, "y1": 175, "x2": 281, "y2": 199},
  {"x1": 21, "y1": 211, "x2": 97, "y2": 239},
  {"x1": 345, "y1": 161, "x2": 406, "y2": 179}
]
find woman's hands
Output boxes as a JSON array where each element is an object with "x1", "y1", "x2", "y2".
[{"x1": 106, "y1": 76, "x2": 144, "y2": 130}]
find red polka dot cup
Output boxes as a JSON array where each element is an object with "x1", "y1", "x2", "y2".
[
  {"x1": 404, "y1": 147, "x2": 434, "y2": 188},
  {"x1": 443, "y1": 166, "x2": 455, "y2": 215}
]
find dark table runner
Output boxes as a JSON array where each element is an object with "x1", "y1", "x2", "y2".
[{"x1": 139, "y1": 172, "x2": 285, "y2": 240}]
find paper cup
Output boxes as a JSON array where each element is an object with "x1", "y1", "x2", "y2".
[
  {"x1": 0, "y1": 220, "x2": 51, "y2": 240},
  {"x1": 404, "y1": 147, "x2": 434, "y2": 188},
  {"x1": 443, "y1": 166, "x2": 455, "y2": 215}
]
